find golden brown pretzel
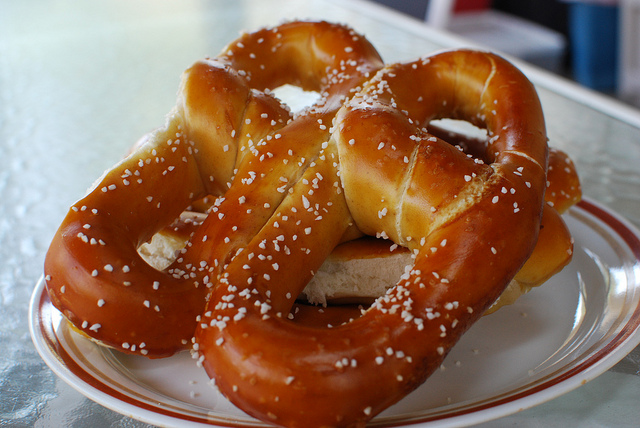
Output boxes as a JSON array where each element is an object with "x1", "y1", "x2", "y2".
[
  {"x1": 424, "y1": 124, "x2": 580, "y2": 312},
  {"x1": 145, "y1": 144, "x2": 580, "y2": 312},
  {"x1": 43, "y1": 21, "x2": 383, "y2": 358},
  {"x1": 195, "y1": 50, "x2": 548, "y2": 427}
]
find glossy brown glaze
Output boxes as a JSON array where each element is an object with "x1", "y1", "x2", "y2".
[
  {"x1": 43, "y1": 21, "x2": 383, "y2": 358},
  {"x1": 44, "y1": 20, "x2": 582, "y2": 426},
  {"x1": 196, "y1": 50, "x2": 550, "y2": 427}
]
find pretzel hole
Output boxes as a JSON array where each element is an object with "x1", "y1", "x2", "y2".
[
  {"x1": 271, "y1": 84, "x2": 321, "y2": 113},
  {"x1": 137, "y1": 212, "x2": 207, "y2": 271},
  {"x1": 138, "y1": 233, "x2": 182, "y2": 270},
  {"x1": 288, "y1": 236, "x2": 419, "y2": 327},
  {"x1": 289, "y1": 301, "x2": 367, "y2": 328},
  {"x1": 428, "y1": 118, "x2": 491, "y2": 163},
  {"x1": 430, "y1": 118, "x2": 487, "y2": 141}
]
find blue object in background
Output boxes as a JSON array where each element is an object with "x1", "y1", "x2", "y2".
[{"x1": 569, "y1": 2, "x2": 619, "y2": 91}]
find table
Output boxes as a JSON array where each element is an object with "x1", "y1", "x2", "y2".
[{"x1": 2, "y1": 1, "x2": 640, "y2": 426}]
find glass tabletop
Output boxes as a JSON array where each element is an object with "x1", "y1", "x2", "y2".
[{"x1": 2, "y1": 0, "x2": 640, "y2": 426}]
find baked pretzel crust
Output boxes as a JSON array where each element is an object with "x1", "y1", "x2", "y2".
[
  {"x1": 196, "y1": 50, "x2": 549, "y2": 427},
  {"x1": 44, "y1": 21, "x2": 383, "y2": 358},
  {"x1": 43, "y1": 20, "x2": 579, "y2": 428}
]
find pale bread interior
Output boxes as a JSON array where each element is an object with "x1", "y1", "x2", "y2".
[{"x1": 138, "y1": 232, "x2": 527, "y2": 313}]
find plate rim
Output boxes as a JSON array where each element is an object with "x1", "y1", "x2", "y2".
[{"x1": 29, "y1": 198, "x2": 640, "y2": 428}]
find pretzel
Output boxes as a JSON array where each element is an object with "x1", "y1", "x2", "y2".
[
  {"x1": 297, "y1": 147, "x2": 579, "y2": 311},
  {"x1": 43, "y1": 21, "x2": 383, "y2": 358},
  {"x1": 195, "y1": 50, "x2": 548, "y2": 427},
  {"x1": 422, "y1": 125, "x2": 580, "y2": 313},
  {"x1": 144, "y1": 144, "x2": 579, "y2": 312}
]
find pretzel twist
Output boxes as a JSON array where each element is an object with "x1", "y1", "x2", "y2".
[
  {"x1": 43, "y1": 21, "x2": 383, "y2": 357},
  {"x1": 140, "y1": 146, "x2": 579, "y2": 315},
  {"x1": 426, "y1": 125, "x2": 580, "y2": 305},
  {"x1": 44, "y1": 20, "x2": 574, "y2": 427},
  {"x1": 196, "y1": 50, "x2": 548, "y2": 427}
]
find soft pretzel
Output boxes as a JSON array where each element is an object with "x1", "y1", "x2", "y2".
[
  {"x1": 419, "y1": 125, "x2": 580, "y2": 311},
  {"x1": 141, "y1": 144, "x2": 580, "y2": 310},
  {"x1": 43, "y1": 21, "x2": 383, "y2": 358},
  {"x1": 195, "y1": 50, "x2": 548, "y2": 427},
  {"x1": 301, "y1": 146, "x2": 580, "y2": 309},
  {"x1": 43, "y1": 67, "x2": 290, "y2": 357}
]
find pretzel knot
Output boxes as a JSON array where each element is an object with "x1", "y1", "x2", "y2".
[
  {"x1": 43, "y1": 19, "x2": 567, "y2": 428},
  {"x1": 43, "y1": 21, "x2": 383, "y2": 357},
  {"x1": 195, "y1": 50, "x2": 548, "y2": 427}
]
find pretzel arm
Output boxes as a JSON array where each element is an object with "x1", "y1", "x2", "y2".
[
  {"x1": 44, "y1": 115, "x2": 209, "y2": 356},
  {"x1": 177, "y1": 115, "x2": 333, "y2": 280},
  {"x1": 425, "y1": 123, "x2": 580, "y2": 300},
  {"x1": 176, "y1": 21, "x2": 384, "y2": 281},
  {"x1": 196, "y1": 140, "x2": 363, "y2": 424},
  {"x1": 44, "y1": 60, "x2": 292, "y2": 357}
]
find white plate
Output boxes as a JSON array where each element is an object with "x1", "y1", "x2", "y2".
[{"x1": 30, "y1": 199, "x2": 640, "y2": 427}]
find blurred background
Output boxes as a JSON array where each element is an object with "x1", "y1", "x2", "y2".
[{"x1": 367, "y1": 0, "x2": 640, "y2": 108}]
